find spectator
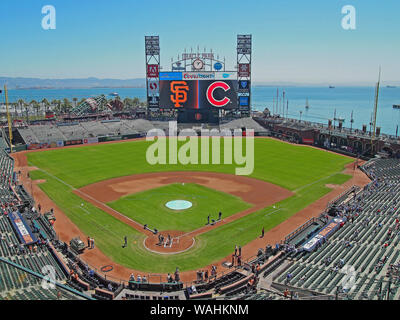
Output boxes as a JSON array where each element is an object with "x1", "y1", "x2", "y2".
[
  {"x1": 256, "y1": 263, "x2": 261, "y2": 276},
  {"x1": 108, "y1": 283, "x2": 113, "y2": 292},
  {"x1": 284, "y1": 288, "x2": 290, "y2": 298},
  {"x1": 191, "y1": 284, "x2": 197, "y2": 294}
]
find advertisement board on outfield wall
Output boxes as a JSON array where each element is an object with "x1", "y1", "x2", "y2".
[
  {"x1": 65, "y1": 139, "x2": 83, "y2": 146},
  {"x1": 98, "y1": 136, "x2": 123, "y2": 142},
  {"x1": 83, "y1": 137, "x2": 99, "y2": 144}
]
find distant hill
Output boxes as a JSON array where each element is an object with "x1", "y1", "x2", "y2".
[
  {"x1": 0, "y1": 77, "x2": 146, "y2": 89},
  {"x1": 1, "y1": 76, "x2": 399, "y2": 90}
]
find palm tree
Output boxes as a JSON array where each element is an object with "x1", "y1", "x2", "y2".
[
  {"x1": 51, "y1": 99, "x2": 58, "y2": 113},
  {"x1": 41, "y1": 98, "x2": 50, "y2": 113},
  {"x1": 31, "y1": 101, "x2": 41, "y2": 118},
  {"x1": 12, "y1": 102, "x2": 18, "y2": 117},
  {"x1": 132, "y1": 97, "x2": 140, "y2": 109},
  {"x1": 123, "y1": 97, "x2": 132, "y2": 110},
  {"x1": 62, "y1": 98, "x2": 72, "y2": 114},
  {"x1": 29, "y1": 100, "x2": 37, "y2": 118},
  {"x1": 17, "y1": 99, "x2": 25, "y2": 117}
]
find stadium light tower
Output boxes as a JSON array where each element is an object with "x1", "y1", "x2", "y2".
[
  {"x1": 237, "y1": 35, "x2": 252, "y2": 118},
  {"x1": 145, "y1": 36, "x2": 160, "y2": 114}
]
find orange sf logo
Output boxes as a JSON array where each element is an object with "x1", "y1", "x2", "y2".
[{"x1": 170, "y1": 81, "x2": 189, "y2": 108}]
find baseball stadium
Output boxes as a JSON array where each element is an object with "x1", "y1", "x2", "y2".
[{"x1": 1, "y1": 31, "x2": 400, "y2": 302}]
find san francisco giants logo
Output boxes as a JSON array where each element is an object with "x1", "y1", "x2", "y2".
[{"x1": 170, "y1": 81, "x2": 189, "y2": 108}]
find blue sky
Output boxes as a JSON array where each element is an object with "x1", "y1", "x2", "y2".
[{"x1": 0, "y1": 0, "x2": 399, "y2": 84}]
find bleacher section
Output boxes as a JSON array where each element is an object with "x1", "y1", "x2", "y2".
[
  {"x1": 0, "y1": 213, "x2": 87, "y2": 300},
  {"x1": 16, "y1": 118, "x2": 269, "y2": 147},
  {"x1": 30, "y1": 125, "x2": 67, "y2": 143},
  {"x1": 57, "y1": 123, "x2": 89, "y2": 140},
  {"x1": 272, "y1": 159, "x2": 400, "y2": 300},
  {"x1": 0, "y1": 149, "x2": 18, "y2": 207},
  {"x1": 16, "y1": 127, "x2": 40, "y2": 144}
]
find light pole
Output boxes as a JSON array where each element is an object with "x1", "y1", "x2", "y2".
[{"x1": 350, "y1": 110, "x2": 354, "y2": 133}]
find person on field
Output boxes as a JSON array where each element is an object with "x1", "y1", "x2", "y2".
[
  {"x1": 87, "y1": 236, "x2": 91, "y2": 248},
  {"x1": 261, "y1": 227, "x2": 265, "y2": 238},
  {"x1": 237, "y1": 255, "x2": 242, "y2": 266},
  {"x1": 123, "y1": 236, "x2": 128, "y2": 248},
  {"x1": 207, "y1": 215, "x2": 210, "y2": 225},
  {"x1": 91, "y1": 238, "x2": 95, "y2": 249},
  {"x1": 174, "y1": 268, "x2": 180, "y2": 282},
  {"x1": 211, "y1": 265, "x2": 217, "y2": 280},
  {"x1": 218, "y1": 212, "x2": 222, "y2": 220}
]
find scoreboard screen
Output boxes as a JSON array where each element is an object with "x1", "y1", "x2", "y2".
[{"x1": 159, "y1": 72, "x2": 238, "y2": 110}]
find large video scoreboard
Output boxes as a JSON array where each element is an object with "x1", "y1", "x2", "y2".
[{"x1": 159, "y1": 72, "x2": 238, "y2": 110}]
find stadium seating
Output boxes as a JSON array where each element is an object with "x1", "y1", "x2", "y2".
[
  {"x1": 272, "y1": 159, "x2": 400, "y2": 300},
  {"x1": 2, "y1": 124, "x2": 400, "y2": 300}
]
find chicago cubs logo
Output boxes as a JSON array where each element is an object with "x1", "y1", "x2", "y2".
[
  {"x1": 206, "y1": 81, "x2": 231, "y2": 107},
  {"x1": 170, "y1": 81, "x2": 189, "y2": 108}
]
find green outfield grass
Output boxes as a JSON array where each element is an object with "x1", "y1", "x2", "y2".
[
  {"x1": 107, "y1": 183, "x2": 252, "y2": 232},
  {"x1": 27, "y1": 138, "x2": 354, "y2": 273}
]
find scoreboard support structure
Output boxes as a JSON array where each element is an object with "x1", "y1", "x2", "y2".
[
  {"x1": 145, "y1": 36, "x2": 160, "y2": 113},
  {"x1": 144, "y1": 34, "x2": 252, "y2": 122},
  {"x1": 237, "y1": 35, "x2": 252, "y2": 118}
]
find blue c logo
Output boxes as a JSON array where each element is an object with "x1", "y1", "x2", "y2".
[{"x1": 214, "y1": 62, "x2": 223, "y2": 71}]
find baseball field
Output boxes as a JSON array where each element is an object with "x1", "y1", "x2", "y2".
[{"x1": 25, "y1": 138, "x2": 353, "y2": 273}]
